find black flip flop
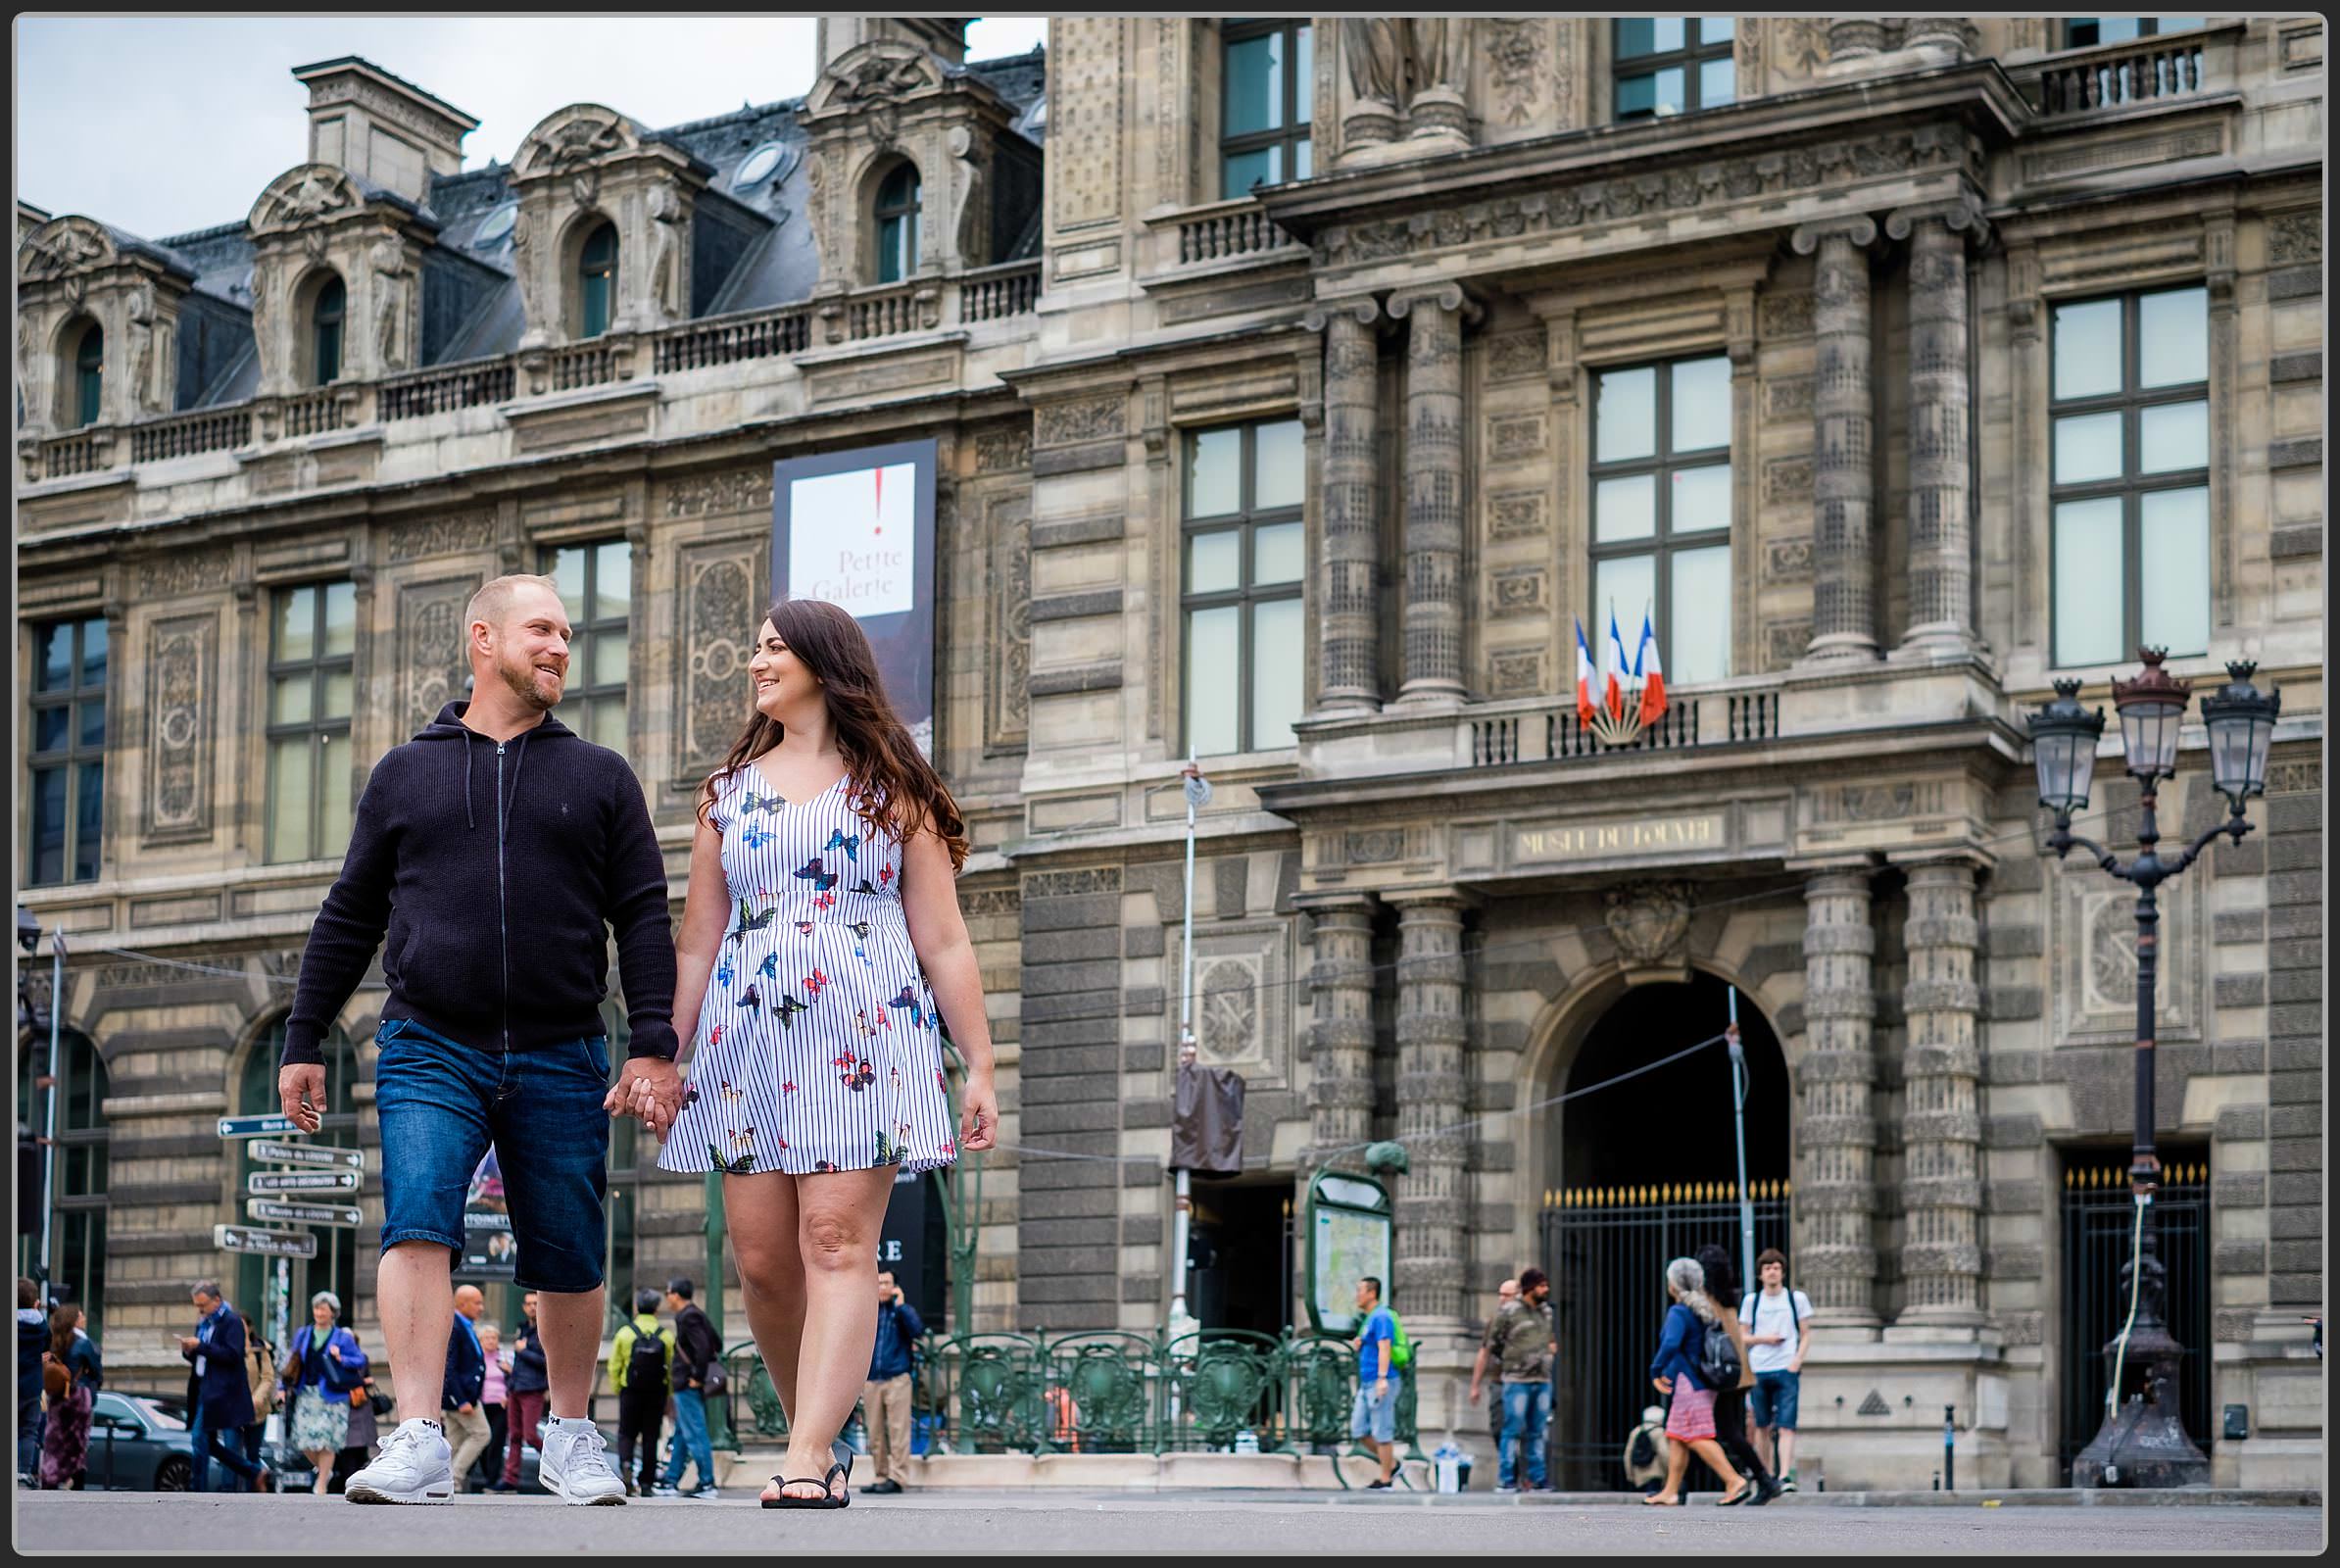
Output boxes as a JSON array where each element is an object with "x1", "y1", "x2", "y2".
[{"x1": 761, "y1": 1462, "x2": 850, "y2": 1510}]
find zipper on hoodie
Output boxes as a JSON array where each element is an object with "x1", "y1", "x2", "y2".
[{"x1": 497, "y1": 743, "x2": 511, "y2": 1054}]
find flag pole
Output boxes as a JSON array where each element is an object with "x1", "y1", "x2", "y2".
[{"x1": 1728, "y1": 987, "x2": 1756, "y2": 1298}]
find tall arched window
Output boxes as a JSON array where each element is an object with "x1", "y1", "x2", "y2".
[
  {"x1": 236, "y1": 1021, "x2": 360, "y2": 1333},
  {"x1": 312, "y1": 276, "x2": 345, "y2": 385},
  {"x1": 874, "y1": 164, "x2": 921, "y2": 284},
  {"x1": 578, "y1": 221, "x2": 618, "y2": 339},
  {"x1": 72, "y1": 321, "x2": 104, "y2": 427},
  {"x1": 17, "y1": 1030, "x2": 109, "y2": 1335}
]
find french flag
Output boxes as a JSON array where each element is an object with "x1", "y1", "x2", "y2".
[
  {"x1": 1574, "y1": 619, "x2": 1599, "y2": 725},
  {"x1": 1603, "y1": 609, "x2": 1632, "y2": 721},
  {"x1": 1634, "y1": 612, "x2": 1668, "y2": 726}
]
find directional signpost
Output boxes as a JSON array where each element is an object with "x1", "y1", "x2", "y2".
[
  {"x1": 217, "y1": 1114, "x2": 300, "y2": 1139},
  {"x1": 214, "y1": 1224, "x2": 317, "y2": 1259},
  {"x1": 247, "y1": 1200, "x2": 363, "y2": 1229},
  {"x1": 248, "y1": 1140, "x2": 364, "y2": 1171},
  {"x1": 247, "y1": 1169, "x2": 360, "y2": 1194}
]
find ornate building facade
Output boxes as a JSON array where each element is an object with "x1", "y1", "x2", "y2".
[{"x1": 14, "y1": 18, "x2": 2324, "y2": 1488}]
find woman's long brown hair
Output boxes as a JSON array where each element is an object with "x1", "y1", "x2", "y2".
[{"x1": 702, "y1": 598, "x2": 970, "y2": 870}]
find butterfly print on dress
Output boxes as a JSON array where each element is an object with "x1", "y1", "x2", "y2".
[
  {"x1": 793, "y1": 858, "x2": 838, "y2": 894},
  {"x1": 804, "y1": 967, "x2": 829, "y2": 999},
  {"x1": 886, "y1": 986, "x2": 928, "y2": 1029},
  {"x1": 738, "y1": 983, "x2": 762, "y2": 1012},
  {"x1": 824, "y1": 829, "x2": 860, "y2": 862},
  {"x1": 773, "y1": 993, "x2": 809, "y2": 1029},
  {"x1": 727, "y1": 900, "x2": 777, "y2": 945}
]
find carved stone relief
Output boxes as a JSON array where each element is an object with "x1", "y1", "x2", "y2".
[
  {"x1": 1759, "y1": 292, "x2": 1816, "y2": 338},
  {"x1": 144, "y1": 612, "x2": 217, "y2": 842},
  {"x1": 1035, "y1": 397, "x2": 1126, "y2": 447},
  {"x1": 1049, "y1": 18, "x2": 1125, "y2": 232},
  {"x1": 137, "y1": 550, "x2": 232, "y2": 600},
  {"x1": 386, "y1": 510, "x2": 498, "y2": 564},
  {"x1": 398, "y1": 577, "x2": 475, "y2": 730},
  {"x1": 1198, "y1": 957, "x2": 1260, "y2": 1058},
  {"x1": 663, "y1": 467, "x2": 774, "y2": 520},
  {"x1": 1487, "y1": 646, "x2": 1546, "y2": 698},
  {"x1": 1484, "y1": 328, "x2": 1547, "y2": 382},
  {"x1": 1605, "y1": 880, "x2": 1693, "y2": 964},
  {"x1": 975, "y1": 424, "x2": 1032, "y2": 473},
  {"x1": 1485, "y1": 20, "x2": 1549, "y2": 129},
  {"x1": 1487, "y1": 489, "x2": 1548, "y2": 540},
  {"x1": 2268, "y1": 209, "x2": 2321, "y2": 265},
  {"x1": 679, "y1": 541, "x2": 758, "y2": 774},
  {"x1": 986, "y1": 490, "x2": 1033, "y2": 753},
  {"x1": 1168, "y1": 919, "x2": 1294, "y2": 1080}
]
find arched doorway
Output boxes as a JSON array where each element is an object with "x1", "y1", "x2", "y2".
[{"x1": 1539, "y1": 971, "x2": 1792, "y2": 1491}]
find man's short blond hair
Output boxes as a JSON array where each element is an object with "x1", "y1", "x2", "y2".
[{"x1": 464, "y1": 572, "x2": 562, "y2": 637}]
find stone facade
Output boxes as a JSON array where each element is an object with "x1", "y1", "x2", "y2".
[{"x1": 14, "y1": 19, "x2": 2324, "y2": 1489}]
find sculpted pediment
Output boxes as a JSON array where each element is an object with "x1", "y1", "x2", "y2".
[
  {"x1": 248, "y1": 164, "x2": 368, "y2": 236},
  {"x1": 515, "y1": 104, "x2": 643, "y2": 177},
  {"x1": 20, "y1": 215, "x2": 118, "y2": 283},
  {"x1": 805, "y1": 41, "x2": 945, "y2": 118}
]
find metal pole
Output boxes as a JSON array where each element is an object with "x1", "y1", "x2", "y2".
[
  {"x1": 1727, "y1": 986, "x2": 1754, "y2": 1300},
  {"x1": 37, "y1": 930, "x2": 65, "y2": 1291},
  {"x1": 1169, "y1": 756, "x2": 1203, "y2": 1331},
  {"x1": 2130, "y1": 794, "x2": 2164, "y2": 1335}
]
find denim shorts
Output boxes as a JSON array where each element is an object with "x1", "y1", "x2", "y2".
[
  {"x1": 372, "y1": 1017, "x2": 611, "y2": 1293},
  {"x1": 1749, "y1": 1368, "x2": 1800, "y2": 1430},
  {"x1": 1349, "y1": 1382, "x2": 1397, "y2": 1445}
]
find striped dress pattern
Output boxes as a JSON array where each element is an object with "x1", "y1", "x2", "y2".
[{"x1": 658, "y1": 765, "x2": 957, "y2": 1178}]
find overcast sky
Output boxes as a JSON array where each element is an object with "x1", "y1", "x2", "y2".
[{"x1": 15, "y1": 15, "x2": 1049, "y2": 240}]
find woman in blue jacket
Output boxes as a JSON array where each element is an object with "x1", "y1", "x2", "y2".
[
  {"x1": 281, "y1": 1292, "x2": 366, "y2": 1496},
  {"x1": 1643, "y1": 1256, "x2": 1748, "y2": 1505}
]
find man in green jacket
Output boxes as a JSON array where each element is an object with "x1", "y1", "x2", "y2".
[{"x1": 608, "y1": 1291, "x2": 676, "y2": 1497}]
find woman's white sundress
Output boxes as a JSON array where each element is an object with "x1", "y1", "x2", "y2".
[{"x1": 658, "y1": 764, "x2": 957, "y2": 1178}]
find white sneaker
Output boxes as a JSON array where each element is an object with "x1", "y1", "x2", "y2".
[
  {"x1": 537, "y1": 1419, "x2": 627, "y2": 1505},
  {"x1": 345, "y1": 1420, "x2": 454, "y2": 1504}
]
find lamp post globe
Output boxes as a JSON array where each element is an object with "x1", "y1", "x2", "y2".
[
  {"x1": 2028, "y1": 678, "x2": 2106, "y2": 823},
  {"x1": 2109, "y1": 647, "x2": 2191, "y2": 785},
  {"x1": 2197, "y1": 661, "x2": 2280, "y2": 811}
]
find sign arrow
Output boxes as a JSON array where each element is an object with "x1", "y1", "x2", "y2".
[{"x1": 214, "y1": 1224, "x2": 318, "y2": 1259}]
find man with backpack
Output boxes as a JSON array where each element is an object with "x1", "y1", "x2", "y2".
[
  {"x1": 1349, "y1": 1276, "x2": 1402, "y2": 1490},
  {"x1": 1742, "y1": 1248, "x2": 1814, "y2": 1491},
  {"x1": 1470, "y1": 1267, "x2": 1555, "y2": 1493},
  {"x1": 654, "y1": 1278, "x2": 721, "y2": 1498},
  {"x1": 608, "y1": 1289, "x2": 675, "y2": 1497}
]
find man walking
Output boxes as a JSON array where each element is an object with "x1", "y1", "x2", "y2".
[
  {"x1": 1349, "y1": 1277, "x2": 1399, "y2": 1491},
  {"x1": 1743, "y1": 1247, "x2": 1815, "y2": 1491},
  {"x1": 1467, "y1": 1278, "x2": 1519, "y2": 1482},
  {"x1": 1471, "y1": 1267, "x2": 1556, "y2": 1493},
  {"x1": 654, "y1": 1278, "x2": 720, "y2": 1498},
  {"x1": 281, "y1": 574, "x2": 679, "y2": 1505},
  {"x1": 860, "y1": 1269, "x2": 924, "y2": 1495},
  {"x1": 17, "y1": 1279, "x2": 46, "y2": 1486},
  {"x1": 609, "y1": 1289, "x2": 674, "y2": 1497},
  {"x1": 502, "y1": 1292, "x2": 548, "y2": 1492},
  {"x1": 178, "y1": 1281, "x2": 267, "y2": 1493},
  {"x1": 442, "y1": 1286, "x2": 493, "y2": 1494}
]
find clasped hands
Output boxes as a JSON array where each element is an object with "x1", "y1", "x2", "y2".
[{"x1": 604, "y1": 1055, "x2": 686, "y2": 1143}]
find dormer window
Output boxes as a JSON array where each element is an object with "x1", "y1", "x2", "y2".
[
  {"x1": 579, "y1": 220, "x2": 617, "y2": 338},
  {"x1": 71, "y1": 319, "x2": 104, "y2": 428},
  {"x1": 312, "y1": 275, "x2": 345, "y2": 385},
  {"x1": 874, "y1": 162, "x2": 921, "y2": 284}
]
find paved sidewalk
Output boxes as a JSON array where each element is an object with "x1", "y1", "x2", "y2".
[{"x1": 14, "y1": 1489, "x2": 2325, "y2": 1555}]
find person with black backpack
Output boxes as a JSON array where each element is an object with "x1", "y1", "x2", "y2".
[
  {"x1": 1694, "y1": 1244, "x2": 1779, "y2": 1505},
  {"x1": 1641, "y1": 1256, "x2": 1749, "y2": 1505},
  {"x1": 608, "y1": 1289, "x2": 677, "y2": 1497},
  {"x1": 654, "y1": 1277, "x2": 722, "y2": 1498},
  {"x1": 1742, "y1": 1247, "x2": 1815, "y2": 1491}
]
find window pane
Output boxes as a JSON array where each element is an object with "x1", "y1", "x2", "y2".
[
  {"x1": 1185, "y1": 605, "x2": 1243, "y2": 758},
  {"x1": 2053, "y1": 498, "x2": 2126, "y2": 667},
  {"x1": 1617, "y1": 18, "x2": 1686, "y2": 57},
  {"x1": 35, "y1": 708, "x2": 70, "y2": 753},
  {"x1": 270, "y1": 674, "x2": 314, "y2": 728},
  {"x1": 1253, "y1": 419, "x2": 1305, "y2": 510},
  {"x1": 1616, "y1": 71, "x2": 1661, "y2": 119},
  {"x1": 268, "y1": 737, "x2": 315, "y2": 862},
  {"x1": 1250, "y1": 598, "x2": 1303, "y2": 751},
  {"x1": 2156, "y1": 18, "x2": 2203, "y2": 31},
  {"x1": 30, "y1": 768, "x2": 66, "y2": 885},
  {"x1": 1221, "y1": 148, "x2": 1277, "y2": 198},
  {"x1": 37, "y1": 624, "x2": 73, "y2": 691},
  {"x1": 1293, "y1": 138, "x2": 1312, "y2": 179},
  {"x1": 318, "y1": 734, "x2": 353, "y2": 859},
  {"x1": 1188, "y1": 530, "x2": 1243, "y2": 594},
  {"x1": 548, "y1": 546, "x2": 587, "y2": 608},
  {"x1": 2092, "y1": 18, "x2": 2144, "y2": 42},
  {"x1": 322, "y1": 581, "x2": 356, "y2": 658},
  {"x1": 2054, "y1": 412, "x2": 2124, "y2": 484},
  {"x1": 584, "y1": 273, "x2": 611, "y2": 336},
  {"x1": 2140, "y1": 487, "x2": 2210, "y2": 656},
  {"x1": 1649, "y1": 68, "x2": 1687, "y2": 116},
  {"x1": 2139, "y1": 287, "x2": 2208, "y2": 387},
  {"x1": 274, "y1": 588, "x2": 316, "y2": 664},
  {"x1": 1701, "y1": 17, "x2": 1735, "y2": 43},
  {"x1": 1595, "y1": 366, "x2": 1657, "y2": 462},
  {"x1": 1594, "y1": 554, "x2": 1656, "y2": 647},
  {"x1": 1699, "y1": 58, "x2": 1735, "y2": 107},
  {"x1": 1670, "y1": 545, "x2": 1731, "y2": 686},
  {"x1": 79, "y1": 619, "x2": 107, "y2": 689},
  {"x1": 321, "y1": 669, "x2": 354, "y2": 721},
  {"x1": 592, "y1": 630, "x2": 629, "y2": 688},
  {"x1": 1224, "y1": 32, "x2": 1284, "y2": 135},
  {"x1": 1295, "y1": 26, "x2": 1313, "y2": 122},
  {"x1": 1670, "y1": 357, "x2": 1731, "y2": 453},
  {"x1": 77, "y1": 696, "x2": 104, "y2": 749},
  {"x1": 2138, "y1": 400, "x2": 2208, "y2": 473},
  {"x1": 1252, "y1": 522, "x2": 1304, "y2": 585},
  {"x1": 1595, "y1": 474, "x2": 1657, "y2": 543},
  {"x1": 594, "y1": 540, "x2": 631, "y2": 623},
  {"x1": 590, "y1": 700, "x2": 628, "y2": 754},
  {"x1": 1671, "y1": 464, "x2": 1732, "y2": 533},
  {"x1": 1188, "y1": 428, "x2": 1243, "y2": 517},
  {"x1": 73, "y1": 762, "x2": 102, "y2": 883},
  {"x1": 2052, "y1": 299, "x2": 2123, "y2": 400}
]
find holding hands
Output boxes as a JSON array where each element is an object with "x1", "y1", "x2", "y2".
[{"x1": 605, "y1": 1054, "x2": 686, "y2": 1143}]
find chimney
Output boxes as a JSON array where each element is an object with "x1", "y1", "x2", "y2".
[
  {"x1": 813, "y1": 17, "x2": 969, "y2": 73},
  {"x1": 290, "y1": 57, "x2": 478, "y2": 203}
]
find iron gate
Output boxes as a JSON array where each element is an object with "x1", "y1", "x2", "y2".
[
  {"x1": 1540, "y1": 1182, "x2": 1792, "y2": 1491},
  {"x1": 2058, "y1": 1156, "x2": 2212, "y2": 1478}
]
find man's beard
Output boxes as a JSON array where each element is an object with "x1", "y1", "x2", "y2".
[{"x1": 499, "y1": 655, "x2": 561, "y2": 711}]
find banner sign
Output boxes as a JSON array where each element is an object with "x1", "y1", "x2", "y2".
[
  {"x1": 247, "y1": 1169, "x2": 359, "y2": 1194},
  {"x1": 218, "y1": 1114, "x2": 299, "y2": 1139},
  {"x1": 772, "y1": 439, "x2": 939, "y2": 756},
  {"x1": 1304, "y1": 1170, "x2": 1393, "y2": 1335},
  {"x1": 458, "y1": 1149, "x2": 516, "y2": 1280},
  {"x1": 248, "y1": 1199, "x2": 364, "y2": 1229},
  {"x1": 878, "y1": 1167, "x2": 949, "y2": 1326},
  {"x1": 215, "y1": 1224, "x2": 317, "y2": 1259},
  {"x1": 249, "y1": 1140, "x2": 364, "y2": 1170}
]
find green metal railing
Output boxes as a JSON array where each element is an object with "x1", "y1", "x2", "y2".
[{"x1": 711, "y1": 1327, "x2": 1422, "y2": 1466}]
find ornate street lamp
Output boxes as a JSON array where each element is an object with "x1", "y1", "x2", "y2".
[{"x1": 2029, "y1": 649, "x2": 2279, "y2": 1489}]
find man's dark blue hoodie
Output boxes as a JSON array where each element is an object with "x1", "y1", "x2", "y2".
[{"x1": 280, "y1": 702, "x2": 678, "y2": 1067}]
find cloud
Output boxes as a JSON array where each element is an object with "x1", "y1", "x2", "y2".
[{"x1": 17, "y1": 16, "x2": 1050, "y2": 240}]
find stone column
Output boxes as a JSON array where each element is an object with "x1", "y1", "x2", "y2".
[
  {"x1": 1302, "y1": 895, "x2": 1380, "y2": 1169},
  {"x1": 1827, "y1": 19, "x2": 1887, "y2": 60},
  {"x1": 1305, "y1": 298, "x2": 1383, "y2": 713},
  {"x1": 1903, "y1": 17, "x2": 1976, "y2": 58},
  {"x1": 1388, "y1": 284, "x2": 1472, "y2": 704},
  {"x1": 1392, "y1": 894, "x2": 1469, "y2": 1323},
  {"x1": 1895, "y1": 859, "x2": 1986, "y2": 1325},
  {"x1": 1888, "y1": 200, "x2": 1989, "y2": 656},
  {"x1": 1791, "y1": 217, "x2": 1880, "y2": 662},
  {"x1": 1795, "y1": 870, "x2": 1879, "y2": 1327}
]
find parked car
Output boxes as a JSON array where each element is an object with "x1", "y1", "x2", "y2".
[{"x1": 80, "y1": 1392, "x2": 196, "y2": 1491}]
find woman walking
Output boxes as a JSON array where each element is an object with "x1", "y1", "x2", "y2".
[
  {"x1": 1693, "y1": 1244, "x2": 1779, "y2": 1505},
  {"x1": 632, "y1": 598, "x2": 997, "y2": 1509},
  {"x1": 1643, "y1": 1256, "x2": 1749, "y2": 1506},
  {"x1": 37, "y1": 1303, "x2": 99, "y2": 1489},
  {"x1": 281, "y1": 1292, "x2": 364, "y2": 1495}
]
